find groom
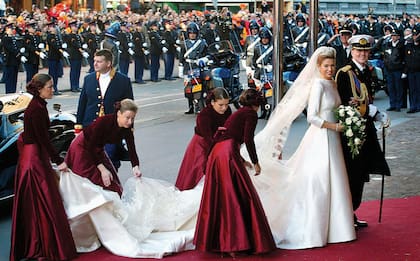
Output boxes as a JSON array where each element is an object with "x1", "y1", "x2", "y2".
[{"x1": 335, "y1": 35, "x2": 391, "y2": 228}]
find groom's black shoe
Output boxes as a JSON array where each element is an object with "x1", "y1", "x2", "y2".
[{"x1": 355, "y1": 219, "x2": 368, "y2": 228}]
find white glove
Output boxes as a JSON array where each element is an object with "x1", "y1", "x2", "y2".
[
  {"x1": 197, "y1": 57, "x2": 209, "y2": 66},
  {"x1": 128, "y1": 48, "x2": 135, "y2": 55},
  {"x1": 82, "y1": 51, "x2": 89, "y2": 58},
  {"x1": 215, "y1": 36, "x2": 220, "y2": 42},
  {"x1": 161, "y1": 40, "x2": 166, "y2": 44},
  {"x1": 144, "y1": 50, "x2": 150, "y2": 55},
  {"x1": 20, "y1": 56, "x2": 28, "y2": 63},
  {"x1": 62, "y1": 51, "x2": 70, "y2": 58},
  {"x1": 401, "y1": 73, "x2": 407, "y2": 79},
  {"x1": 368, "y1": 104, "x2": 378, "y2": 118},
  {"x1": 38, "y1": 43, "x2": 45, "y2": 49},
  {"x1": 176, "y1": 39, "x2": 181, "y2": 45},
  {"x1": 245, "y1": 66, "x2": 253, "y2": 76},
  {"x1": 176, "y1": 46, "x2": 181, "y2": 53},
  {"x1": 265, "y1": 64, "x2": 273, "y2": 72},
  {"x1": 374, "y1": 111, "x2": 390, "y2": 127},
  {"x1": 82, "y1": 43, "x2": 88, "y2": 49},
  {"x1": 128, "y1": 42, "x2": 134, "y2": 48},
  {"x1": 115, "y1": 41, "x2": 120, "y2": 46},
  {"x1": 162, "y1": 47, "x2": 168, "y2": 53},
  {"x1": 142, "y1": 42, "x2": 148, "y2": 47},
  {"x1": 39, "y1": 52, "x2": 47, "y2": 59},
  {"x1": 178, "y1": 65, "x2": 184, "y2": 78},
  {"x1": 20, "y1": 47, "x2": 26, "y2": 53},
  {"x1": 62, "y1": 43, "x2": 67, "y2": 49}
]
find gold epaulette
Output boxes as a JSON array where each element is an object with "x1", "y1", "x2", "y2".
[{"x1": 337, "y1": 65, "x2": 352, "y2": 74}]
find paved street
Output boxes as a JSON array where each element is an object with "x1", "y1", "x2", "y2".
[{"x1": 1, "y1": 61, "x2": 420, "y2": 261}]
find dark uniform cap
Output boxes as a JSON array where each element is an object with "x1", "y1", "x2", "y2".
[
  {"x1": 296, "y1": 14, "x2": 306, "y2": 22},
  {"x1": 391, "y1": 28, "x2": 401, "y2": 36},
  {"x1": 148, "y1": 20, "x2": 159, "y2": 28},
  {"x1": 339, "y1": 23, "x2": 352, "y2": 35},
  {"x1": 349, "y1": 34, "x2": 374, "y2": 50},
  {"x1": 383, "y1": 24, "x2": 394, "y2": 33},
  {"x1": 88, "y1": 20, "x2": 97, "y2": 26},
  {"x1": 26, "y1": 20, "x2": 37, "y2": 27},
  {"x1": 5, "y1": 22, "x2": 15, "y2": 28},
  {"x1": 120, "y1": 21, "x2": 127, "y2": 26}
]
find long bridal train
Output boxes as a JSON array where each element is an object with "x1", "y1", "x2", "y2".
[{"x1": 59, "y1": 171, "x2": 203, "y2": 258}]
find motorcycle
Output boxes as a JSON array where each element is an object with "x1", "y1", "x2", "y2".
[
  {"x1": 368, "y1": 56, "x2": 388, "y2": 97},
  {"x1": 206, "y1": 40, "x2": 242, "y2": 109},
  {"x1": 258, "y1": 66, "x2": 274, "y2": 119},
  {"x1": 0, "y1": 93, "x2": 75, "y2": 201},
  {"x1": 183, "y1": 62, "x2": 210, "y2": 113}
]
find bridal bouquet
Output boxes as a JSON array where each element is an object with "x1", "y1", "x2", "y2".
[{"x1": 335, "y1": 105, "x2": 367, "y2": 158}]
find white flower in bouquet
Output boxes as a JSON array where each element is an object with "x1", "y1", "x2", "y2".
[{"x1": 334, "y1": 105, "x2": 367, "y2": 158}]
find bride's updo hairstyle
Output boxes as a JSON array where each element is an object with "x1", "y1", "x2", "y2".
[
  {"x1": 316, "y1": 47, "x2": 336, "y2": 71},
  {"x1": 239, "y1": 88, "x2": 265, "y2": 107},
  {"x1": 26, "y1": 73, "x2": 52, "y2": 96},
  {"x1": 114, "y1": 99, "x2": 138, "y2": 114}
]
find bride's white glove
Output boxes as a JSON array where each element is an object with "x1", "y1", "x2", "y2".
[
  {"x1": 98, "y1": 163, "x2": 113, "y2": 187},
  {"x1": 132, "y1": 165, "x2": 142, "y2": 177}
]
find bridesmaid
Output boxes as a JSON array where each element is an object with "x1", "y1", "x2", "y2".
[
  {"x1": 10, "y1": 73, "x2": 77, "y2": 261},
  {"x1": 66, "y1": 99, "x2": 141, "y2": 196},
  {"x1": 194, "y1": 88, "x2": 276, "y2": 257},
  {"x1": 175, "y1": 87, "x2": 231, "y2": 190}
]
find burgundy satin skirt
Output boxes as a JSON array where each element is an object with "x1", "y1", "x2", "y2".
[
  {"x1": 194, "y1": 139, "x2": 276, "y2": 254},
  {"x1": 175, "y1": 134, "x2": 210, "y2": 190},
  {"x1": 65, "y1": 132, "x2": 122, "y2": 196},
  {"x1": 10, "y1": 136, "x2": 77, "y2": 261}
]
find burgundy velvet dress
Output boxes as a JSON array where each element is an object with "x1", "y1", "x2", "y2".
[
  {"x1": 65, "y1": 114, "x2": 139, "y2": 196},
  {"x1": 194, "y1": 106, "x2": 276, "y2": 254},
  {"x1": 10, "y1": 96, "x2": 77, "y2": 261},
  {"x1": 175, "y1": 106, "x2": 231, "y2": 190}
]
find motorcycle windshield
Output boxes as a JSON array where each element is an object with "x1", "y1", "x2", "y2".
[{"x1": 208, "y1": 40, "x2": 234, "y2": 55}]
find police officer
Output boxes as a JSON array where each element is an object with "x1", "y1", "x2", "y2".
[
  {"x1": 117, "y1": 21, "x2": 132, "y2": 76},
  {"x1": 65, "y1": 20, "x2": 89, "y2": 92},
  {"x1": 2, "y1": 22, "x2": 25, "y2": 93},
  {"x1": 328, "y1": 23, "x2": 353, "y2": 70},
  {"x1": 252, "y1": 27, "x2": 273, "y2": 119},
  {"x1": 244, "y1": 20, "x2": 260, "y2": 79},
  {"x1": 179, "y1": 22, "x2": 208, "y2": 114},
  {"x1": 148, "y1": 20, "x2": 164, "y2": 82},
  {"x1": 161, "y1": 19, "x2": 177, "y2": 81},
  {"x1": 23, "y1": 21, "x2": 46, "y2": 83},
  {"x1": 101, "y1": 21, "x2": 120, "y2": 71},
  {"x1": 83, "y1": 20, "x2": 101, "y2": 73},
  {"x1": 46, "y1": 21, "x2": 69, "y2": 95},
  {"x1": 132, "y1": 19, "x2": 148, "y2": 84},
  {"x1": 384, "y1": 29, "x2": 405, "y2": 112},
  {"x1": 291, "y1": 14, "x2": 309, "y2": 55},
  {"x1": 404, "y1": 28, "x2": 420, "y2": 113}
]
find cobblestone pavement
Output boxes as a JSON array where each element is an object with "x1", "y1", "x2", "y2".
[{"x1": 363, "y1": 113, "x2": 420, "y2": 201}]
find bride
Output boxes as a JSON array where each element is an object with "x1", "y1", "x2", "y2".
[{"x1": 249, "y1": 46, "x2": 356, "y2": 249}]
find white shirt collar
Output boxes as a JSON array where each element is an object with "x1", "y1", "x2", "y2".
[{"x1": 352, "y1": 59, "x2": 366, "y2": 71}]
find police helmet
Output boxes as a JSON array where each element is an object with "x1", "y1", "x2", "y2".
[
  {"x1": 259, "y1": 27, "x2": 272, "y2": 40},
  {"x1": 187, "y1": 22, "x2": 200, "y2": 34},
  {"x1": 296, "y1": 14, "x2": 306, "y2": 23},
  {"x1": 249, "y1": 20, "x2": 260, "y2": 30}
]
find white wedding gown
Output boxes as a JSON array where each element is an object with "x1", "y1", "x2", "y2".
[
  {"x1": 59, "y1": 171, "x2": 203, "y2": 258},
  {"x1": 250, "y1": 78, "x2": 356, "y2": 249},
  {"x1": 58, "y1": 78, "x2": 355, "y2": 257}
]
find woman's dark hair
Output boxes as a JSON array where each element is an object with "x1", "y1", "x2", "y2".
[
  {"x1": 206, "y1": 87, "x2": 229, "y2": 105},
  {"x1": 26, "y1": 73, "x2": 52, "y2": 96},
  {"x1": 239, "y1": 88, "x2": 265, "y2": 107}
]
